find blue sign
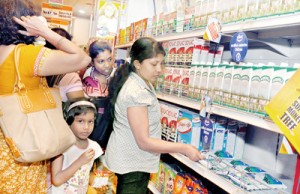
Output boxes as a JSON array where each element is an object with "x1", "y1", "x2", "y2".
[
  {"x1": 230, "y1": 32, "x2": 248, "y2": 62},
  {"x1": 200, "y1": 117, "x2": 213, "y2": 151}
]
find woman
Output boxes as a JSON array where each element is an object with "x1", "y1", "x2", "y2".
[
  {"x1": 82, "y1": 40, "x2": 114, "y2": 98},
  {"x1": 104, "y1": 37, "x2": 205, "y2": 194},
  {"x1": 82, "y1": 40, "x2": 115, "y2": 148},
  {"x1": 0, "y1": 0, "x2": 90, "y2": 193}
]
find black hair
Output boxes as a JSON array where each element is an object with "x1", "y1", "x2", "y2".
[
  {"x1": 0, "y1": 0, "x2": 41, "y2": 45},
  {"x1": 65, "y1": 98, "x2": 97, "y2": 125},
  {"x1": 107, "y1": 37, "x2": 166, "y2": 118},
  {"x1": 45, "y1": 28, "x2": 72, "y2": 49},
  {"x1": 89, "y1": 40, "x2": 112, "y2": 64}
]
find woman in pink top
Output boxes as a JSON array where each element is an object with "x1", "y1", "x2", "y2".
[{"x1": 82, "y1": 40, "x2": 114, "y2": 98}]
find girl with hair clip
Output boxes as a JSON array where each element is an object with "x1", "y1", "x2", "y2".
[
  {"x1": 104, "y1": 37, "x2": 206, "y2": 194},
  {"x1": 51, "y1": 98, "x2": 103, "y2": 194}
]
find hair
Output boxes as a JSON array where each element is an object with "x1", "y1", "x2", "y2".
[
  {"x1": 45, "y1": 28, "x2": 72, "y2": 49},
  {"x1": 89, "y1": 40, "x2": 112, "y2": 64},
  {"x1": 45, "y1": 28, "x2": 73, "y2": 87},
  {"x1": 0, "y1": 0, "x2": 41, "y2": 45},
  {"x1": 65, "y1": 98, "x2": 97, "y2": 125},
  {"x1": 107, "y1": 37, "x2": 166, "y2": 118}
]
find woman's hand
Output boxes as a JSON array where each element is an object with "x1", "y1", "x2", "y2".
[
  {"x1": 13, "y1": 16, "x2": 49, "y2": 37},
  {"x1": 184, "y1": 144, "x2": 206, "y2": 162}
]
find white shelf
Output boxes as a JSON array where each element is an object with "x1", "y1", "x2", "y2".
[
  {"x1": 148, "y1": 181, "x2": 161, "y2": 194},
  {"x1": 115, "y1": 13, "x2": 300, "y2": 49},
  {"x1": 156, "y1": 93, "x2": 282, "y2": 134},
  {"x1": 169, "y1": 153, "x2": 247, "y2": 194}
]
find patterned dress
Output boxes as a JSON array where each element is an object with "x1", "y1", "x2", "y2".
[{"x1": 0, "y1": 44, "x2": 52, "y2": 193}]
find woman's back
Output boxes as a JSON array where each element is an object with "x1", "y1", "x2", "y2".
[{"x1": 0, "y1": 44, "x2": 47, "y2": 94}]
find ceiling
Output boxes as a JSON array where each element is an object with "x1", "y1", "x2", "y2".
[{"x1": 39, "y1": 0, "x2": 126, "y2": 19}]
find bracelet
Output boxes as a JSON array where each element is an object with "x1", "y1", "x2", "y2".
[{"x1": 56, "y1": 37, "x2": 65, "y2": 48}]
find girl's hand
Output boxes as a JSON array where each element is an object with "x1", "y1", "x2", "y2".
[
  {"x1": 13, "y1": 16, "x2": 49, "y2": 37},
  {"x1": 78, "y1": 148, "x2": 95, "y2": 165},
  {"x1": 184, "y1": 145, "x2": 206, "y2": 162}
]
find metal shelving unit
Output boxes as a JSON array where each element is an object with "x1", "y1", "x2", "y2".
[
  {"x1": 115, "y1": 13, "x2": 300, "y2": 49},
  {"x1": 156, "y1": 92, "x2": 282, "y2": 134}
]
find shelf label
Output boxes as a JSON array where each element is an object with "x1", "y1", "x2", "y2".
[{"x1": 230, "y1": 32, "x2": 248, "y2": 62}]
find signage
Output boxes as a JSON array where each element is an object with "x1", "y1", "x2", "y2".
[
  {"x1": 42, "y1": 3, "x2": 72, "y2": 22},
  {"x1": 203, "y1": 17, "x2": 222, "y2": 43},
  {"x1": 230, "y1": 32, "x2": 248, "y2": 62},
  {"x1": 48, "y1": 0, "x2": 63, "y2": 5},
  {"x1": 265, "y1": 68, "x2": 300, "y2": 154}
]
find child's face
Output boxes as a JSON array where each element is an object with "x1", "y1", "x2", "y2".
[
  {"x1": 70, "y1": 111, "x2": 95, "y2": 140},
  {"x1": 93, "y1": 50, "x2": 113, "y2": 76}
]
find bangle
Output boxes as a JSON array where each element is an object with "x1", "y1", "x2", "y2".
[{"x1": 56, "y1": 37, "x2": 65, "y2": 48}]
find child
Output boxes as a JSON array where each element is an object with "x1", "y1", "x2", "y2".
[
  {"x1": 51, "y1": 98, "x2": 103, "y2": 194},
  {"x1": 82, "y1": 40, "x2": 114, "y2": 97}
]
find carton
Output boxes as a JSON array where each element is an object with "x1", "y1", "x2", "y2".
[
  {"x1": 213, "y1": 64, "x2": 226, "y2": 104},
  {"x1": 181, "y1": 68, "x2": 190, "y2": 97},
  {"x1": 177, "y1": 109, "x2": 202, "y2": 150},
  {"x1": 257, "y1": 63, "x2": 275, "y2": 114},
  {"x1": 249, "y1": 63, "x2": 262, "y2": 113},
  {"x1": 188, "y1": 65, "x2": 197, "y2": 98},
  {"x1": 133, "y1": 18, "x2": 147, "y2": 40},
  {"x1": 171, "y1": 67, "x2": 182, "y2": 96},
  {"x1": 151, "y1": 15, "x2": 158, "y2": 37},
  {"x1": 223, "y1": 119, "x2": 238, "y2": 156},
  {"x1": 184, "y1": 6, "x2": 195, "y2": 31},
  {"x1": 192, "y1": 38, "x2": 202, "y2": 65},
  {"x1": 239, "y1": 65, "x2": 253, "y2": 110},
  {"x1": 164, "y1": 165, "x2": 177, "y2": 194},
  {"x1": 222, "y1": 64, "x2": 234, "y2": 106},
  {"x1": 193, "y1": 65, "x2": 203, "y2": 99},
  {"x1": 157, "y1": 13, "x2": 164, "y2": 36},
  {"x1": 207, "y1": 65, "x2": 217, "y2": 99},
  {"x1": 199, "y1": 65, "x2": 210, "y2": 96},
  {"x1": 234, "y1": 122, "x2": 247, "y2": 159},
  {"x1": 168, "y1": 40, "x2": 177, "y2": 65},
  {"x1": 161, "y1": 103, "x2": 181, "y2": 142},
  {"x1": 163, "y1": 66, "x2": 173, "y2": 94},
  {"x1": 211, "y1": 116, "x2": 227, "y2": 151},
  {"x1": 230, "y1": 65, "x2": 243, "y2": 108},
  {"x1": 213, "y1": 45, "x2": 224, "y2": 66},
  {"x1": 145, "y1": 17, "x2": 153, "y2": 37}
]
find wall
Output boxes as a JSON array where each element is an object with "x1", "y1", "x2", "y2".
[{"x1": 71, "y1": 17, "x2": 91, "y2": 46}]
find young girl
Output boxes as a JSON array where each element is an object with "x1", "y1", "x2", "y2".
[
  {"x1": 51, "y1": 98, "x2": 103, "y2": 194},
  {"x1": 82, "y1": 40, "x2": 114, "y2": 98}
]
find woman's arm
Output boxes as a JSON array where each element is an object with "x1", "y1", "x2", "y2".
[
  {"x1": 51, "y1": 149, "x2": 96, "y2": 186},
  {"x1": 127, "y1": 106, "x2": 206, "y2": 162},
  {"x1": 13, "y1": 16, "x2": 91, "y2": 76}
]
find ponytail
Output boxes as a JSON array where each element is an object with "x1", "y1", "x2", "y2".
[{"x1": 107, "y1": 62, "x2": 135, "y2": 118}]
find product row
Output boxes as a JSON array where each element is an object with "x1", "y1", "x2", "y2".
[
  {"x1": 156, "y1": 62, "x2": 299, "y2": 116},
  {"x1": 117, "y1": 0, "x2": 300, "y2": 45},
  {"x1": 160, "y1": 102, "x2": 247, "y2": 159}
]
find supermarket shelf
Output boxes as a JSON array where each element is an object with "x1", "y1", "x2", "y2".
[
  {"x1": 115, "y1": 13, "x2": 300, "y2": 49},
  {"x1": 169, "y1": 153, "x2": 246, "y2": 194},
  {"x1": 156, "y1": 92, "x2": 282, "y2": 134},
  {"x1": 115, "y1": 42, "x2": 132, "y2": 49},
  {"x1": 148, "y1": 181, "x2": 161, "y2": 194},
  {"x1": 222, "y1": 13, "x2": 300, "y2": 33}
]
